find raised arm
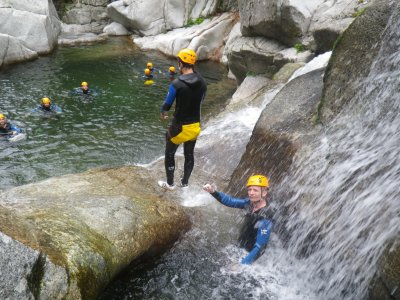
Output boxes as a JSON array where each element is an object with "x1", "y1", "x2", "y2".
[{"x1": 203, "y1": 184, "x2": 248, "y2": 208}]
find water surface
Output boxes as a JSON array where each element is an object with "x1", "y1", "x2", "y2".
[{"x1": 0, "y1": 37, "x2": 235, "y2": 188}]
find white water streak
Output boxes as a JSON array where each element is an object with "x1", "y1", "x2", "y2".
[{"x1": 281, "y1": 5, "x2": 400, "y2": 299}]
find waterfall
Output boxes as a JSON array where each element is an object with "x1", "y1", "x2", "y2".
[{"x1": 280, "y1": 5, "x2": 400, "y2": 299}]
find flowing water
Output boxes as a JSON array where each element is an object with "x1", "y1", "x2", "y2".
[
  {"x1": 101, "y1": 6, "x2": 399, "y2": 300},
  {"x1": 0, "y1": 37, "x2": 235, "y2": 189},
  {"x1": 278, "y1": 7, "x2": 400, "y2": 299},
  {"x1": 1, "y1": 12, "x2": 399, "y2": 299}
]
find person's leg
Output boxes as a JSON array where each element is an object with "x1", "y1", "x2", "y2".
[
  {"x1": 165, "y1": 137, "x2": 179, "y2": 185},
  {"x1": 181, "y1": 139, "x2": 197, "y2": 185}
]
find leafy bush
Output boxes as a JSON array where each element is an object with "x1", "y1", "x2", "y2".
[
  {"x1": 294, "y1": 43, "x2": 305, "y2": 53},
  {"x1": 186, "y1": 17, "x2": 205, "y2": 27}
]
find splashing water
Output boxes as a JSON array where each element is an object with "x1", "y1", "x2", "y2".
[{"x1": 280, "y1": 6, "x2": 400, "y2": 299}]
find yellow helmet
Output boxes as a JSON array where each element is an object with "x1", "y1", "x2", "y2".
[
  {"x1": 144, "y1": 68, "x2": 151, "y2": 75},
  {"x1": 41, "y1": 97, "x2": 51, "y2": 104},
  {"x1": 169, "y1": 66, "x2": 176, "y2": 73},
  {"x1": 177, "y1": 48, "x2": 196, "y2": 65},
  {"x1": 0, "y1": 113, "x2": 5, "y2": 120},
  {"x1": 247, "y1": 175, "x2": 269, "y2": 188},
  {"x1": 81, "y1": 81, "x2": 88, "y2": 86},
  {"x1": 147, "y1": 62, "x2": 153, "y2": 68}
]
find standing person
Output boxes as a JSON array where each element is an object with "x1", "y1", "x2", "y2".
[
  {"x1": 0, "y1": 113, "x2": 22, "y2": 139},
  {"x1": 203, "y1": 175, "x2": 275, "y2": 265},
  {"x1": 158, "y1": 48, "x2": 207, "y2": 190}
]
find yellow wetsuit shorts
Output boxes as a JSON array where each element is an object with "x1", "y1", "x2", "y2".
[{"x1": 170, "y1": 122, "x2": 201, "y2": 145}]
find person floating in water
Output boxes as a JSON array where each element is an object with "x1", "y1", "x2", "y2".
[
  {"x1": 0, "y1": 113, "x2": 22, "y2": 139},
  {"x1": 32, "y1": 97, "x2": 62, "y2": 114},
  {"x1": 69, "y1": 81, "x2": 96, "y2": 97},
  {"x1": 146, "y1": 62, "x2": 158, "y2": 74},
  {"x1": 167, "y1": 66, "x2": 177, "y2": 81},
  {"x1": 157, "y1": 48, "x2": 207, "y2": 190},
  {"x1": 143, "y1": 68, "x2": 154, "y2": 85},
  {"x1": 80, "y1": 81, "x2": 91, "y2": 94},
  {"x1": 203, "y1": 175, "x2": 275, "y2": 265}
]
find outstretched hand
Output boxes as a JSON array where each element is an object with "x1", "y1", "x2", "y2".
[
  {"x1": 203, "y1": 183, "x2": 215, "y2": 193},
  {"x1": 160, "y1": 112, "x2": 168, "y2": 120}
]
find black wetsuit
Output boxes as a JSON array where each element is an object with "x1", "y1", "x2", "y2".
[{"x1": 160, "y1": 72, "x2": 207, "y2": 185}]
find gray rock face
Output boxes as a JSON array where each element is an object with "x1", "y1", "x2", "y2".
[
  {"x1": 238, "y1": 0, "x2": 325, "y2": 45},
  {"x1": 0, "y1": 231, "x2": 69, "y2": 299},
  {"x1": 225, "y1": 23, "x2": 313, "y2": 84},
  {"x1": 133, "y1": 13, "x2": 237, "y2": 61},
  {"x1": 0, "y1": 166, "x2": 190, "y2": 299},
  {"x1": 103, "y1": 21, "x2": 131, "y2": 36},
  {"x1": 227, "y1": 67, "x2": 325, "y2": 195},
  {"x1": 107, "y1": 0, "x2": 219, "y2": 36},
  {"x1": 0, "y1": 0, "x2": 61, "y2": 67},
  {"x1": 219, "y1": 0, "x2": 238, "y2": 12},
  {"x1": 319, "y1": 0, "x2": 392, "y2": 123},
  {"x1": 61, "y1": 0, "x2": 110, "y2": 34},
  {"x1": 238, "y1": 0, "x2": 365, "y2": 52}
]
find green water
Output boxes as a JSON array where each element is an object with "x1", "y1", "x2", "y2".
[{"x1": 0, "y1": 37, "x2": 235, "y2": 189}]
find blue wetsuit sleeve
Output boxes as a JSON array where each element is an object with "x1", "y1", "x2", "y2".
[
  {"x1": 31, "y1": 106, "x2": 40, "y2": 113},
  {"x1": 211, "y1": 191, "x2": 248, "y2": 208},
  {"x1": 160, "y1": 84, "x2": 176, "y2": 112},
  {"x1": 10, "y1": 124, "x2": 22, "y2": 134},
  {"x1": 241, "y1": 219, "x2": 273, "y2": 265},
  {"x1": 52, "y1": 105, "x2": 62, "y2": 113}
]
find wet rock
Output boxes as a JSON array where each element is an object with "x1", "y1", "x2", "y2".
[
  {"x1": 319, "y1": 0, "x2": 392, "y2": 123},
  {"x1": 227, "y1": 66, "x2": 326, "y2": 195},
  {"x1": 0, "y1": 166, "x2": 190, "y2": 299},
  {"x1": 369, "y1": 243, "x2": 400, "y2": 300}
]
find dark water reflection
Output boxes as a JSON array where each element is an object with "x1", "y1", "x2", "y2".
[{"x1": 0, "y1": 37, "x2": 236, "y2": 189}]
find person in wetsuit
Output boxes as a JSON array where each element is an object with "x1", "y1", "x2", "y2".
[
  {"x1": 0, "y1": 113, "x2": 22, "y2": 139},
  {"x1": 143, "y1": 68, "x2": 154, "y2": 85},
  {"x1": 32, "y1": 97, "x2": 62, "y2": 114},
  {"x1": 167, "y1": 66, "x2": 177, "y2": 81},
  {"x1": 158, "y1": 48, "x2": 207, "y2": 190},
  {"x1": 203, "y1": 175, "x2": 275, "y2": 265}
]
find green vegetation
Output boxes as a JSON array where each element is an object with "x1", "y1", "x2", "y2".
[
  {"x1": 294, "y1": 43, "x2": 305, "y2": 53},
  {"x1": 332, "y1": 33, "x2": 343, "y2": 51},
  {"x1": 352, "y1": 7, "x2": 366, "y2": 18},
  {"x1": 186, "y1": 17, "x2": 205, "y2": 27}
]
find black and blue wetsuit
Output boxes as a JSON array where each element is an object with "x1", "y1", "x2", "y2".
[
  {"x1": 211, "y1": 191, "x2": 274, "y2": 264},
  {"x1": 160, "y1": 71, "x2": 207, "y2": 186},
  {"x1": 0, "y1": 122, "x2": 22, "y2": 139},
  {"x1": 32, "y1": 104, "x2": 62, "y2": 114}
]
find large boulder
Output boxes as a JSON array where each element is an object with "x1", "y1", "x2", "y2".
[
  {"x1": 227, "y1": 54, "x2": 330, "y2": 195},
  {"x1": 238, "y1": 0, "x2": 365, "y2": 52},
  {"x1": 224, "y1": 23, "x2": 313, "y2": 84},
  {"x1": 0, "y1": 34, "x2": 38, "y2": 68},
  {"x1": 319, "y1": 0, "x2": 392, "y2": 122},
  {"x1": 0, "y1": 166, "x2": 190, "y2": 299},
  {"x1": 0, "y1": 0, "x2": 61, "y2": 67},
  {"x1": 61, "y1": 0, "x2": 110, "y2": 34},
  {"x1": 238, "y1": 0, "x2": 325, "y2": 45},
  {"x1": 0, "y1": 0, "x2": 60, "y2": 54},
  {"x1": 133, "y1": 12, "x2": 238, "y2": 61},
  {"x1": 107, "y1": 0, "x2": 219, "y2": 36}
]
